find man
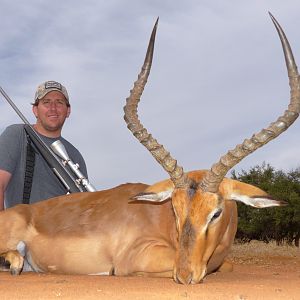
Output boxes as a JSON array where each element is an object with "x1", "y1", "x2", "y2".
[{"x1": 0, "y1": 80, "x2": 88, "y2": 210}]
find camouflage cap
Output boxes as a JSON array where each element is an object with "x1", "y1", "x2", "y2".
[{"x1": 33, "y1": 80, "x2": 70, "y2": 106}]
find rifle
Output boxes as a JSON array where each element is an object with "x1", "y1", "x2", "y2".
[{"x1": 0, "y1": 86, "x2": 96, "y2": 193}]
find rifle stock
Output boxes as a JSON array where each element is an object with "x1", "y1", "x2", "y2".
[{"x1": 24, "y1": 124, "x2": 84, "y2": 193}]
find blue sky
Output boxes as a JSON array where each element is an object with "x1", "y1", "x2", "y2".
[{"x1": 1, "y1": 0, "x2": 300, "y2": 190}]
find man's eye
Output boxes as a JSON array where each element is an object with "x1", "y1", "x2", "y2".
[{"x1": 57, "y1": 100, "x2": 65, "y2": 105}]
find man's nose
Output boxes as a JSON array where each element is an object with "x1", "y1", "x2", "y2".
[{"x1": 49, "y1": 102, "x2": 58, "y2": 110}]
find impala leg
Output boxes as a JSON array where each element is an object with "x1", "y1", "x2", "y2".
[
  {"x1": 0, "y1": 250, "x2": 24, "y2": 275},
  {"x1": 133, "y1": 270, "x2": 174, "y2": 278},
  {"x1": 0, "y1": 255, "x2": 11, "y2": 271},
  {"x1": 0, "y1": 208, "x2": 30, "y2": 275},
  {"x1": 0, "y1": 240, "x2": 27, "y2": 275},
  {"x1": 134, "y1": 245, "x2": 175, "y2": 278},
  {"x1": 117, "y1": 242, "x2": 175, "y2": 278},
  {"x1": 216, "y1": 259, "x2": 233, "y2": 272}
]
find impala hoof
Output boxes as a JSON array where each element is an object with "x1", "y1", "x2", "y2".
[
  {"x1": 10, "y1": 267, "x2": 22, "y2": 276},
  {"x1": 218, "y1": 260, "x2": 233, "y2": 273}
]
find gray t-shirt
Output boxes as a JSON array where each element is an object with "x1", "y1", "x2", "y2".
[{"x1": 0, "y1": 124, "x2": 88, "y2": 208}]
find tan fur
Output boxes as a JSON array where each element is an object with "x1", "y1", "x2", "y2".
[{"x1": 0, "y1": 170, "x2": 278, "y2": 284}]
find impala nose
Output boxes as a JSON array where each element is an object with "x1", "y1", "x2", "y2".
[
  {"x1": 175, "y1": 272, "x2": 193, "y2": 285},
  {"x1": 175, "y1": 265, "x2": 207, "y2": 284}
]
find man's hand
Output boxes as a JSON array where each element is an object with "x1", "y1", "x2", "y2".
[{"x1": 0, "y1": 169, "x2": 12, "y2": 210}]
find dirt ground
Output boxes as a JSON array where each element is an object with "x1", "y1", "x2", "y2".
[{"x1": 0, "y1": 241, "x2": 299, "y2": 300}]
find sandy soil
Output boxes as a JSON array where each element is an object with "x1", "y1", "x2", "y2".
[{"x1": 0, "y1": 241, "x2": 299, "y2": 300}]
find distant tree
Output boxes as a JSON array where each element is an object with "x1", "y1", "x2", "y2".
[{"x1": 231, "y1": 163, "x2": 300, "y2": 247}]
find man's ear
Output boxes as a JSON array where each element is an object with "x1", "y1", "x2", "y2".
[
  {"x1": 32, "y1": 105, "x2": 38, "y2": 118},
  {"x1": 66, "y1": 106, "x2": 71, "y2": 118},
  {"x1": 131, "y1": 178, "x2": 174, "y2": 202},
  {"x1": 220, "y1": 178, "x2": 287, "y2": 208}
]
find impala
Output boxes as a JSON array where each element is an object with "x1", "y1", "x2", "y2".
[{"x1": 0, "y1": 14, "x2": 299, "y2": 284}]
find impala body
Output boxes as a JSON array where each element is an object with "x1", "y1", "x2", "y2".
[
  {"x1": 0, "y1": 14, "x2": 299, "y2": 284},
  {"x1": 0, "y1": 170, "x2": 279, "y2": 282}
]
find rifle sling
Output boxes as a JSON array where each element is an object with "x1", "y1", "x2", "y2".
[{"x1": 23, "y1": 134, "x2": 35, "y2": 204}]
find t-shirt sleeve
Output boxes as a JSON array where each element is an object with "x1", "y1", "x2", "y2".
[{"x1": 0, "y1": 125, "x2": 23, "y2": 174}]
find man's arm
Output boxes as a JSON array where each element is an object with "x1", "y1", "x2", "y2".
[{"x1": 0, "y1": 169, "x2": 12, "y2": 210}]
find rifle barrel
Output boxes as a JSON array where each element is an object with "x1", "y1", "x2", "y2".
[{"x1": 0, "y1": 86, "x2": 30, "y2": 125}]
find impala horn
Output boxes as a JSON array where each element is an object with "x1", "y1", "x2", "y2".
[
  {"x1": 199, "y1": 13, "x2": 300, "y2": 193},
  {"x1": 123, "y1": 18, "x2": 188, "y2": 189}
]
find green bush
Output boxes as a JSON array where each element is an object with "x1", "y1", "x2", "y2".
[{"x1": 231, "y1": 163, "x2": 300, "y2": 247}]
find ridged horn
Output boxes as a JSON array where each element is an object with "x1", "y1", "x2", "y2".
[
  {"x1": 123, "y1": 18, "x2": 188, "y2": 188},
  {"x1": 199, "y1": 13, "x2": 300, "y2": 193}
]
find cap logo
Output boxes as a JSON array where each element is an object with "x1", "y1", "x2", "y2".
[
  {"x1": 45, "y1": 81, "x2": 62, "y2": 90},
  {"x1": 33, "y1": 80, "x2": 70, "y2": 105}
]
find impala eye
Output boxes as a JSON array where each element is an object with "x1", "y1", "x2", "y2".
[{"x1": 210, "y1": 209, "x2": 222, "y2": 222}]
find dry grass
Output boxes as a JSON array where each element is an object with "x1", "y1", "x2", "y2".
[{"x1": 228, "y1": 240, "x2": 300, "y2": 267}]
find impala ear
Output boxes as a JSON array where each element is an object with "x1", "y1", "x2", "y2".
[
  {"x1": 131, "y1": 178, "x2": 174, "y2": 202},
  {"x1": 131, "y1": 190, "x2": 173, "y2": 202},
  {"x1": 229, "y1": 193, "x2": 288, "y2": 208},
  {"x1": 220, "y1": 178, "x2": 287, "y2": 208}
]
